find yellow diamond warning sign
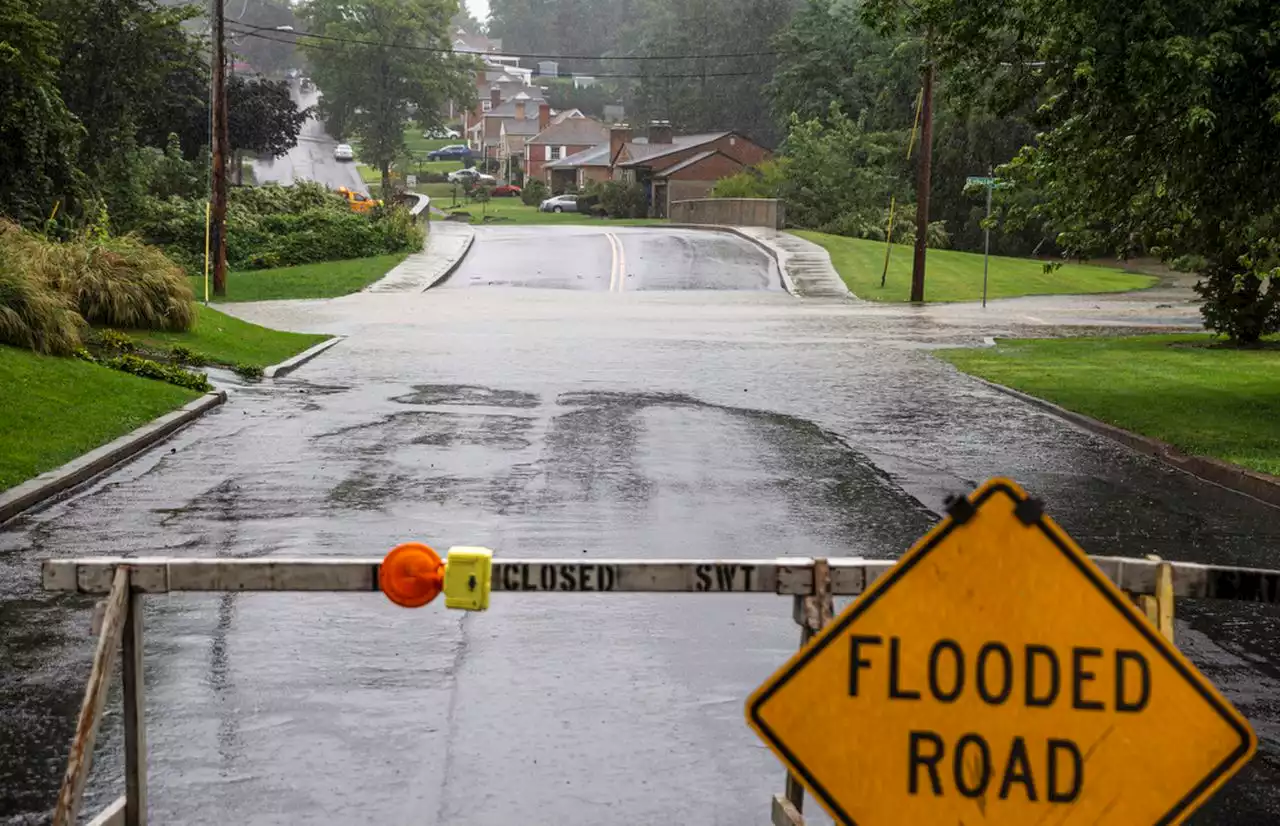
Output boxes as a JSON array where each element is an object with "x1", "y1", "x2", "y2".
[{"x1": 747, "y1": 478, "x2": 1255, "y2": 826}]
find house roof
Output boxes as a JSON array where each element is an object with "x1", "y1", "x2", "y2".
[
  {"x1": 527, "y1": 117, "x2": 608, "y2": 146},
  {"x1": 545, "y1": 144, "x2": 611, "y2": 169},
  {"x1": 453, "y1": 29, "x2": 502, "y2": 54},
  {"x1": 652, "y1": 149, "x2": 742, "y2": 178},
  {"x1": 502, "y1": 119, "x2": 543, "y2": 137},
  {"x1": 618, "y1": 132, "x2": 732, "y2": 166},
  {"x1": 487, "y1": 96, "x2": 547, "y2": 118}
]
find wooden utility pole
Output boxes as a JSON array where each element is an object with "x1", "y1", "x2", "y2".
[
  {"x1": 210, "y1": 0, "x2": 229, "y2": 297},
  {"x1": 910, "y1": 53, "x2": 934, "y2": 303}
]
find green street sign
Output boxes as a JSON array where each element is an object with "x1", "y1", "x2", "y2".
[{"x1": 966, "y1": 176, "x2": 995, "y2": 187}]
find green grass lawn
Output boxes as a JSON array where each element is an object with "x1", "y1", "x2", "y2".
[
  {"x1": 189, "y1": 254, "x2": 408, "y2": 303},
  {"x1": 940, "y1": 335, "x2": 1280, "y2": 476},
  {"x1": 439, "y1": 199, "x2": 666, "y2": 227},
  {"x1": 132, "y1": 305, "x2": 329, "y2": 369},
  {"x1": 793, "y1": 231, "x2": 1157, "y2": 302},
  {"x1": 0, "y1": 345, "x2": 199, "y2": 491}
]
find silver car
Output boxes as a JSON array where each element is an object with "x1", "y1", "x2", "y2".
[{"x1": 539, "y1": 194, "x2": 579, "y2": 213}]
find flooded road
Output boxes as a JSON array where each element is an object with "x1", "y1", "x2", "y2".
[{"x1": 2, "y1": 228, "x2": 1279, "y2": 824}]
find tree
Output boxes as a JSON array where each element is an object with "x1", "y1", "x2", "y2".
[
  {"x1": 767, "y1": 0, "x2": 918, "y2": 132},
  {"x1": 300, "y1": 0, "x2": 478, "y2": 194},
  {"x1": 0, "y1": 0, "x2": 84, "y2": 225},
  {"x1": 227, "y1": 76, "x2": 311, "y2": 181},
  {"x1": 917, "y1": 0, "x2": 1280, "y2": 341},
  {"x1": 42, "y1": 0, "x2": 204, "y2": 206}
]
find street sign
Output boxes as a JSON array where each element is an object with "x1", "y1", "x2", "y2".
[
  {"x1": 747, "y1": 478, "x2": 1256, "y2": 826},
  {"x1": 966, "y1": 176, "x2": 995, "y2": 187},
  {"x1": 406, "y1": 174, "x2": 418, "y2": 187}
]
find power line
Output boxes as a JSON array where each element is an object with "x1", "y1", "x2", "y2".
[
  {"x1": 226, "y1": 19, "x2": 782, "y2": 62},
  {"x1": 228, "y1": 27, "x2": 771, "y2": 79}
]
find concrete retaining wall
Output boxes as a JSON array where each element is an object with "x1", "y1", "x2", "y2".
[{"x1": 668, "y1": 198, "x2": 784, "y2": 229}]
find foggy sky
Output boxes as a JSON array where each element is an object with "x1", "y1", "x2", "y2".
[{"x1": 467, "y1": 0, "x2": 489, "y2": 22}]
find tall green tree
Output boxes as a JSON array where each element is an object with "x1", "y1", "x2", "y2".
[
  {"x1": 301, "y1": 0, "x2": 477, "y2": 193},
  {"x1": 227, "y1": 76, "x2": 312, "y2": 181},
  {"x1": 914, "y1": 0, "x2": 1280, "y2": 341},
  {"x1": 42, "y1": 0, "x2": 204, "y2": 212},
  {"x1": 0, "y1": 0, "x2": 83, "y2": 224}
]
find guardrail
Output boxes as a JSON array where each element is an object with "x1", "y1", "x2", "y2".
[{"x1": 40, "y1": 552, "x2": 1279, "y2": 825}]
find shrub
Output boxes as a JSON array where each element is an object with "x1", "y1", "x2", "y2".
[
  {"x1": 101, "y1": 353, "x2": 212, "y2": 392},
  {"x1": 1170, "y1": 254, "x2": 1207, "y2": 273},
  {"x1": 131, "y1": 190, "x2": 422, "y2": 271},
  {"x1": 96, "y1": 329, "x2": 136, "y2": 353},
  {"x1": 598, "y1": 181, "x2": 648, "y2": 219},
  {"x1": 0, "y1": 255, "x2": 85, "y2": 355},
  {"x1": 169, "y1": 345, "x2": 209, "y2": 367},
  {"x1": 232, "y1": 363, "x2": 264, "y2": 380},
  {"x1": 40, "y1": 236, "x2": 195, "y2": 331},
  {"x1": 521, "y1": 178, "x2": 549, "y2": 207}
]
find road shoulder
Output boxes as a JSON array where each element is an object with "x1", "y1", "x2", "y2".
[{"x1": 364, "y1": 221, "x2": 476, "y2": 292}]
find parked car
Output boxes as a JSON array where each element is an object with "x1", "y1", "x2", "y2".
[
  {"x1": 333, "y1": 143, "x2": 354, "y2": 161},
  {"x1": 335, "y1": 186, "x2": 381, "y2": 213},
  {"x1": 448, "y1": 168, "x2": 496, "y2": 184},
  {"x1": 423, "y1": 127, "x2": 461, "y2": 139},
  {"x1": 491, "y1": 184, "x2": 522, "y2": 197},
  {"x1": 539, "y1": 194, "x2": 579, "y2": 213},
  {"x1": 428, "y1": 144, "x2": 472, "y2": 161}
]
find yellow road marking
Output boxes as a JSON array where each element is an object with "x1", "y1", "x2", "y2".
[
  {"x1": 606, "y1": 232, "x2": 625, "y2": 292},
  {"x1": 615, "y1": 233, "x2": 627, "y2": 292}
]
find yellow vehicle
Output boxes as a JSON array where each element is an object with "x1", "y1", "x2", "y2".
[{"x1": 336, "y1": 186, "x2": 382, "y2": 213}]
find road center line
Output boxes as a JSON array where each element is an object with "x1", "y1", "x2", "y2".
[
  {"x1": 606, "y1": 232, "x2": 621, "y2": 292},
  {"x1": 616, "y1": 234, "x2": 627, "y2": 292}
]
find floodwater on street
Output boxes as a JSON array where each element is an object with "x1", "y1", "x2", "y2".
[{"x1": 2, "y1": 226, "x2": 1278, "y2": 825}]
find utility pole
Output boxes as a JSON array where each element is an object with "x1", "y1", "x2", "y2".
[
  {"x1": 910, "y1": 48, "x2": 934, "y2": 304},
  {"x1": 210, "y1": 0, "x2": 229, "y2": 297}
]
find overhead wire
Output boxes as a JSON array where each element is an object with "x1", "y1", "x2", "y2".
[
  {"x1": 226, "y1": 26, "x2": 773, "y2": 79},
  {"x1": 225, "y1": 19, "x2": 783, "y2": 62}
]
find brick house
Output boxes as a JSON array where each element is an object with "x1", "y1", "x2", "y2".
[
  {"x1": 524, "y1": 116, "x2": 609, "y2": 185},
  {"x1": 544, "y1": 122, "x2": 770, "y2": 215},
  {"x1": 470, "y1": 89, "x2": 548, "y2": 164}
]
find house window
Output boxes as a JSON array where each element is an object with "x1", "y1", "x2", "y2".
[
  {"x1": 549, "y1": 146, "x2": 563, "y2": 161},
  {"x1": 482, "y1": 100, "x2": 492, "y2": 111}
]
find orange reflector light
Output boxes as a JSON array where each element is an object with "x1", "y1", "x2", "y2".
[{"x1": 380, "y1": 542, "x2": 444, "y2": 608}]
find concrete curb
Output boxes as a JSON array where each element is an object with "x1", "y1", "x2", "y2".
[
  {"x1": 264, "y1": 336, "x2": 345, "y2": 379},
  {"x1": 421, "y1": 226, "x2": 476, "y2": 291},
  {"x1": 970, "y1": 375, "x2": 1280, "y2": 509},
  {"x1": 0, "y1": 391, "x2": 228, "y2": 525},
  {"x1": 659, "y1": 223, "x2": 798, "y2": 295}
]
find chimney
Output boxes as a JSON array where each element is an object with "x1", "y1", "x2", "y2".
[
  {"x1": 609, "y1": 123, "x2": 632, "y2": 163},
  {"x1": 538, "y1": 102, "x2": 551, "y2": 132},
  {"x1": 648, "y1": 120, "x2": 673, "y2": 144},
  {"x1": 515, "y1": 98, "x2": 526, "y2": 120},
  {"x1": 490, "y1": 86, "x2": 501, "y2": 110}
]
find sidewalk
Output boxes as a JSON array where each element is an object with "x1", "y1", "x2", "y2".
[
  {"x1": 363, "y1": 221, "x2": 475, "y2": 293},
  {"x1": 718, "y1": 226, "x2": 852, "y2": 299}
]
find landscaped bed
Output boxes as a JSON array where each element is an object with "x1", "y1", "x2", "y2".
[
  {"x1": 939, "y1": 335, "x2": 1280, "y2": 476},
  {"x1": 794, "y1": 230, "x2": 1157, "y2": 302}
]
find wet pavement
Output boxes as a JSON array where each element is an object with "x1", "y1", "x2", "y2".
[
  {"x1": 3, "y1": 227, "x2": 1279, "y2": 825},
  {"x1": 253, "y1": 83, "x2": 367, "y2": 196},
  {"x1": 440, "y1": 225, "x2": 782, "y2": 292}
]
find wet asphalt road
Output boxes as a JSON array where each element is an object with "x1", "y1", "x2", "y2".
[
  {"x1": 443, "y1": 226, "x2": 783, "y2": 291},
  {"x1": 253, "y1": 83, "x2": 367, "y2": 196},
  {"x1": 2, "y1": 226, "x2": 1280, "y2": 825}
]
